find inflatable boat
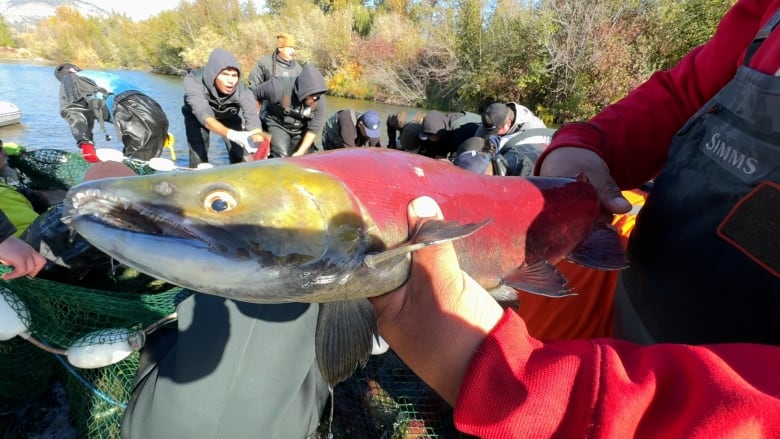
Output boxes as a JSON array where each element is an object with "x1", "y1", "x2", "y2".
[{"x1": 0, "y1": 101, "x2": 22, "y2": 127}]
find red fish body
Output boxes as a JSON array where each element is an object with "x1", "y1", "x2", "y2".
[{"x1": 291, "y1": 148, "x2": 614, "y2": 294}]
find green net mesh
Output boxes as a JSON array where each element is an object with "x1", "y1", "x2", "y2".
[
  {"x1": 0, "y1": 267, "x2": 187, "y2": 438},
  {"x1": 0, "y1": 148, "x2": 465, "y2": 438},
  {"x1": 321, "y1": 351, "x2": 469, "y2": 438},
  {"x1": 6, "y1": 147, "x2": 155, "y2": 192}
]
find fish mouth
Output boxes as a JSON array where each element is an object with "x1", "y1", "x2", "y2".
[{"x1": 64, "y1": 187, "x2": 210, "y2": 244}]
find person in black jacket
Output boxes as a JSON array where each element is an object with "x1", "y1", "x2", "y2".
[
  {"x1": 321, "y1": 109, "x2": 381, "y2": 150},
  {"x1": 417, "y1": 110, "x2": 481, "y2": 158},
  {"x1": 251, "y1": 64, "x2": 328, "y2": 157},
  {"x1": 182, "y1": 48, "x2": 262, "y2": 167},
  {"x1": 55, "y1": 63, "x2": 170, "y2": 162}
]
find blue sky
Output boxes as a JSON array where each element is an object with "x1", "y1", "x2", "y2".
[{"x1": 88, "y1": 0, "x2": 266, "y2": 21}]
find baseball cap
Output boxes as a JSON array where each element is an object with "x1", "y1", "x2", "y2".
[
  {"x1": 453, "y1": 150, "x2": 491, "y2": 175},
  {"x1": 419, "y1": 112, "x2": 447, "y2": 141},
  {"x1": 481, "y1": 103, "x2": 509, "y2": 135},
  {"x1": 360, "y1": 110, "x2": 381, "y2": 138}
]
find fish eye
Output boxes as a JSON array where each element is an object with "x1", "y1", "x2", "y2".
[{"x1": 203, "y1": 190, "x2": 237, "y2": 213}]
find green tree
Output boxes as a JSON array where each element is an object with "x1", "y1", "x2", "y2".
[
  {"x1": 0, "y1": 16, "x2": 15, "y2": 47},
  {"x1": 646, "y1": 0, "x2": 736, "y2": 71}
]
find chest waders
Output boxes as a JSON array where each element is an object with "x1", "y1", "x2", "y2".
[{"x1": 617, "y1": 12, "x2": 780, "y2": 345}]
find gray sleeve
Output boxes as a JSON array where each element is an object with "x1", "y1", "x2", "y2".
[
  {"x1": 247, "y1": 62, "x2": 268, "y2": 92},
  {"x1": 238, "y1": 85, "x2": 261, "y2": 131},
  {"x1": 307, "y1": 96, "x2": 327, "y2": 133},
  {"x1": 183, "y1": 74, "x2": 215, "y2": 126}
]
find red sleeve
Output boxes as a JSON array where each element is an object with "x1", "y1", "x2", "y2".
[
  {"x1": 538, "y1": 0, "x2": 780, "y2": 188},
  {"x1": 454, "y1": 310, "x2": 780, "y2": 438}
]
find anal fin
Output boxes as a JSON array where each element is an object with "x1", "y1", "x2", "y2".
[{"x1": 503, "y1": 261, "x2": 576, "y2": 298}]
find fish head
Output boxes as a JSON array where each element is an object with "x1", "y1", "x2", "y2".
[{"x1": 64, "y1": 160, "x2": 376, "y2": 302}]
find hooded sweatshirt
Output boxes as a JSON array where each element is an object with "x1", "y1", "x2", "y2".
[
  {"x1": 182, "y1": 48, "x2": 260, "y2": 131},
  {"x1": 252, "y1": 64, "x2": 328, "y2": 134}
]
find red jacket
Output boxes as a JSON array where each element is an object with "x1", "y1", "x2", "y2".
[
  {"x1": 455, "y1": 311, "x2": 780, "y2": 438},
  {"x1": 459, "y1": 1, "x2": 780, "y2": 437}
]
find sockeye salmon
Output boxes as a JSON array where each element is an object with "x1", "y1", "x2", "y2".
[{"x1": 63, "y1": 148, "x2": 626, "y2": 386}]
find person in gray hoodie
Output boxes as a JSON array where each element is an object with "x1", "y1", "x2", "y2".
[
  {"x1": 251, "y1": 64, "x2": 328, "y2": 157},
  {"x1": 182, "y1": 48, "x2": 262, "y2": 167}
]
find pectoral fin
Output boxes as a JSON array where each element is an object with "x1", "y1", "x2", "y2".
[
  {"x1": 364, "y1": 218, "x2": 490, "y2": 270},
  {"x1": 315, "y1": 299, "x2": 377, "y2": 387}
]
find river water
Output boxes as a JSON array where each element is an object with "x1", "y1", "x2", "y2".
[{"x1": 0, "y1": 60, "x2": 426, "y2": 166}]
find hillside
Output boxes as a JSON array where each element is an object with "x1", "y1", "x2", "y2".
[{"x1": 0, "y1": 0, "x2": 108, "y2": 32}]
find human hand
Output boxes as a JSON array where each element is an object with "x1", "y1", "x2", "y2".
[
  {"x1": 79, "y1": 142, "x2": 99, "y2": 163},
  {"x1": 369, "y1": 196, "x2": 503, "y2": 404},
  {"x1": 226, "y1": 129, "x2": 260, "y2": 154},
  {"x1": 538, "y1": 147, "x2": 631, "y2": 214},
  {"x1": 0, "y1": 236, "x2": 47, "y2": 280}
]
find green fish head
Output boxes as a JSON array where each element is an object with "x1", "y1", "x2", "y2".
[{"x1": 64, "y1": 160, "x2": 376, "y2": 302}]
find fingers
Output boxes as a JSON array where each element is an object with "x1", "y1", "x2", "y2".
[
  {"x1": 0, "y1": 238, "x2": 47, "y2": 280},
  {"x1": 539, "y1": 147, "x2": 631, "y2": 214},
  {"x1": 1, "y1": 255, "x2": 43, "y2": 280}
]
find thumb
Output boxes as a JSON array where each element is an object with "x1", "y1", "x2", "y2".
[
  {"x1": 407, "y1": 197, "x2": 461, "y2": 279},
  {"x1": 598, "y1": 178, "x2": 631, "y2": 214}
]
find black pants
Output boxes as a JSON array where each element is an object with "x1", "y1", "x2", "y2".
[{"x1": 183, "y1": 108, "x2": 247, "y2": 167}]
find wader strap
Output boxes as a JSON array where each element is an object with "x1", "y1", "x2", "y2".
[
  {"x1": 744, "y1": 8, "x2": 780, "y2": 65},
  {"x1": 281, "y1": 77, "x2": 293, "y2": 110}
]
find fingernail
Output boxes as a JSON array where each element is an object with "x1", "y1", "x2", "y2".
[{"x1": 411, "y1": 196, "x2": 439, "y2": 218}]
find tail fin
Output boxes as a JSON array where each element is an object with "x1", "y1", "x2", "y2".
[{"x1": 567, "y1": 222, "x2": 628, "y2": 270}]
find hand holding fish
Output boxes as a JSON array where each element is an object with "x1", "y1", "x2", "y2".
[
  {"x1": 538, "y1": 146, "x2": 631, "y2": 215},
  {"x1": 0, "y1": 236, "x2": 47, "y2": 280},
  {"x1": 369, "y1": 196, "x2": 503, "y2": 405}
]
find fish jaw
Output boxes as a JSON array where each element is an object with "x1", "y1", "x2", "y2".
[{"x1": 64, "y1": 161, "x2": 404, "y2": 302}]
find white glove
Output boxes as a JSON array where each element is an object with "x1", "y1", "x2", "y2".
[{"x1": 226, "y1": 129, "x2": 257, "y2": 154}]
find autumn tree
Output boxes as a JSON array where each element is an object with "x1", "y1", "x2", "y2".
[{"x1": 0, "y1": 16, "x2": 15, "y2": 47}]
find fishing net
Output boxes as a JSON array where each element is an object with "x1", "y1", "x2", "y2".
[
  {"x1": 321, "y1": 351, "x2": 472, "y2": 438},
  {"x1": 0, "y1": 267, "x2": 187, "y2": 438},
  {"x1": 0, "y1": 147, "x2": 467, "y2": 438},
  {"x1": 5, "y1": 147, "x2": 155, "y2": 192}
]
